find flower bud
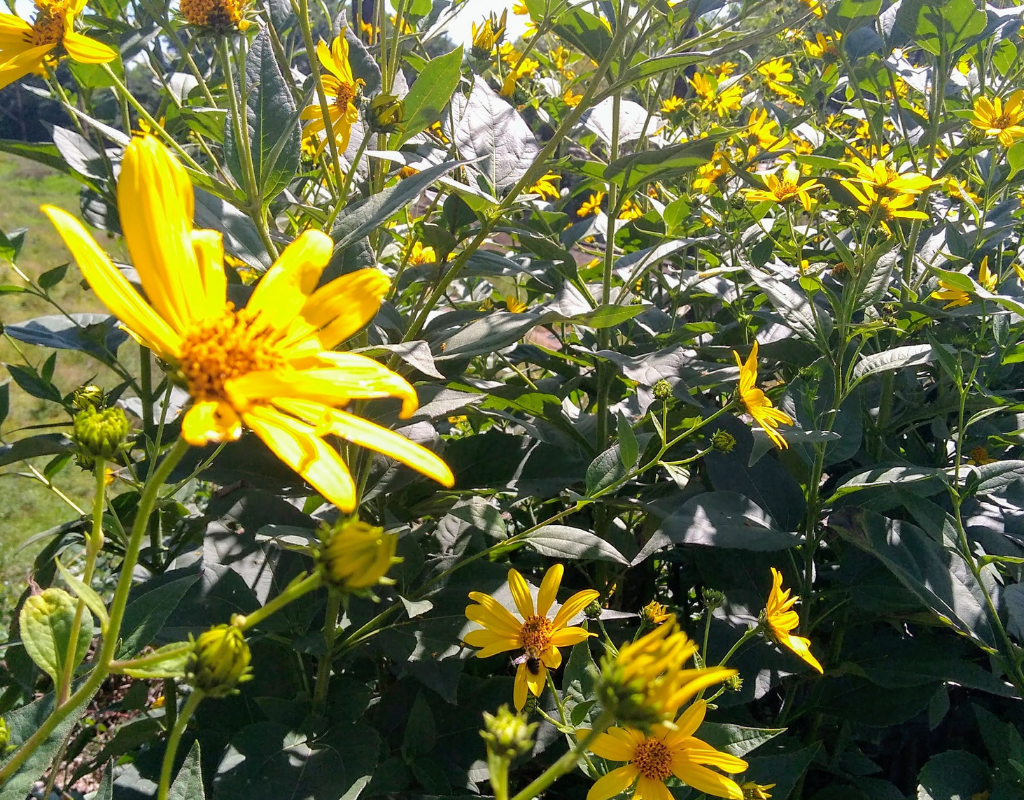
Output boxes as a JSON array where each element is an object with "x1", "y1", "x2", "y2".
[
  {"x1": 725, "y1": 674, "x2": 744, "y2": 692},
  {"x1": 702, "y1": 587, "x2": 725, "y2": 610},
  {"x1": 584, "y1": 599, "x2": 603, "y2": 619},
  {"x1": 71, "y1": 384, "x2": 104, "y2": 412},
  {"x1": 964, "y1": 126, "x2": 986, "y2": 147},
  {"x1": 187, "y1": 625, "x2": 252, "y2": 697},
  {"x1": 73, "y1": 406, "x2": 129, "y2": 466},
  {"x1": 710, "y1": 429, "x2": 736, "y2": 453},
  {"x1": 481, "y1": 704, "x2": 537, "y2": 760},
  {"x1": 652, "y1": 379, "x2": 673, "y2": 400},
  {"x1": 369, "y1": 94, "x2": 405, "y2": 134},
  {"x1": 0, "y1": 717, "x2": 9, "y2": 752},
  {"x1": 742, "y1": 782, "x2": 775, "y2": 800},
  {"x1": 640, "y1": 600, "x2": 669, "y2": 626},
  {"x1": 318, "y1": 520, "x2": 399, "y2": 592}
]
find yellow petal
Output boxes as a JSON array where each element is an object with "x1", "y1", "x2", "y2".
[
  {"x1": 671, "y1": 759, "x2": 743, "y2": 800},
  {"x1": 536, "y1": 564, "x2": 564, "y2": 618},
  {"x1": 587, "y1": 766, "x2": 638, "y2": 800},
  {"x1": 513, "y1": 661, "x2": 529, "y2": 710},
  {"x1": 191, "y1": 229, "x2": 227, "y2": 319},
  {"x1": 781, "y1": 632, "x2": 824, "y2": 673},
  {"x1": 636, "y1": 776, "x2": 673, "y2": 800},
  {"x1": 302, "y1": 268, "x2": 390, "y2": 348},
  {"x1": 181, "y1": 400, "x2": 242, "y2": 445},
  {"x1": 62, "y1": 30, "x2": 116, "y2": 63},
  {"x1": 549, "y1": 627, "x2": 593, "y2": 648},
  {"x1": 242, "y1": 406, "x2": 356, "y2": 512},
  {"x1": 0, "y1": 13, "x2": 32, "y2": 34},
  {"x1": 247, "y1": 230, "x2": 333, "y2": 331},
  {"x1": 309, "y1": 352, "x2": 420, "y2": 418},
  {"x1": 467, "y1": 592, "x2": 525, "y2": 635},
  {"x1": 587, "y1": 731, "x2": 637, "y2": 762},
  {"x1": 0, "y1": 43, "x2": 53, "y2": 90},
  {"x1": 41, "y1": 204, "x2": 182, "y2": 357},
  {"x1": 507, "y1": 568, "x2": 535, "y2": 619},
  {"x1": 118, "y1": 134, "x2": 203, "y2": 333},
  {"x1": 552, "y1": 589, "x2": 600, "y2": 630}
]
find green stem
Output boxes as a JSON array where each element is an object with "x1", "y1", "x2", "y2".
[
  {"x1": 508, "y1": 711, "x2": 614, "y2": 800},
  {"x1": 312, "y1": 590, "x2": 342, "y2": 713},
  {"x1": 237, "y1": 572, "x2": 323, "y2": 631},
  {"x1": 157, "y1": 690, "x2": 204, "y2": 800}
]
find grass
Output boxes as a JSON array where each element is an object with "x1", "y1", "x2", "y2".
[{"x1": 0, "y1": 151, "x2": 119, "y2": 622}]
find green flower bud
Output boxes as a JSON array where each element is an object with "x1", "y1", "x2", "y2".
[
  {"x1": 71, "y1": 384, "x2": 104, "y2": 412},
  {"x1": 817, "y1": 188, "x2": 831, "y2": 205},
  {"x1": 318, "y1": 520, "x2": 399, "y2": 592},
  {"x1": 73, "y1": 406, "x2": 129, "y2": 466},
  {"x1": 653, "y1": 379, "x2": 673, "y2": 400},
  {"x1": 369, "y1": 94, "x2": 405, "y2": 134},
  {"x1": 702, "y1": 587, "x2": 725, "y2": 610},
  {"x1": 836, "y1": 208, "x2": 857, "y2": 227},
  {"x1": 584, "y1": 598, "x2": 603, "y2": 619},
  {"x1": 186, "y1": 625, "x2": 252, "y2": 697},
  {"x1": 725, "y1": 673, "x2": 744, "y2": 692},
  {"x1": 481, "y1": 704, "x2": 537, "y2": 760},
  {"x1": 728, "y1": 193, "x2": 746, "y2": 210},
  {"x1": 710, "y1": 429, "x2": 736, "y2": 453},
  {"x1": 964, "y1": 126, "x2": 987, "y2": 147}
]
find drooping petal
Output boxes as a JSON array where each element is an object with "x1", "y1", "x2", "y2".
[
  {"x1": 181, "y1": 400, "x2": 242, "y2": 445},
  {"x1": 551, "y1": 589, "x2": 600, "y2": 630},
  {"x1": 780, "y1": 632, "x2": 824, "y2": 673},
  {"x1": 507, "y1": 568, "x2": 535, "y2": 619},
  {"x1": 117, "y1": 134, "x2": 203, "y2": 333},
  {"x1": 242, "y1": 406, "x2": 356, "y2": 511},
  {"x1": 191, "y1": 229, "x2": 227, "y2": 319},
  {"x1": 62, "y1": 30, "x2": 116, "y2": 63},
  {"x1": 536, "y1": 564, "x2": 563, "y2": 618},
  {"x1": 586, "y1": 766, "x2": 638, "y2": 800},
  {"x1": 41, "y1": 204, "x2": 182, "y2": 357},
  {"x1": 302, "y1": 268, "x2": 390, "y2": 348},
  {"x1": 247, "y1": 230, "x2": 333, "y2": 331},
  {"x1": 0, "y1": 43, "x2": 54, "y2": 90}
]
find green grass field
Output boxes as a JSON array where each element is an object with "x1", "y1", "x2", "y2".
[{"x1": 0, "y1": 152, "x2": 111, "y2": 620}]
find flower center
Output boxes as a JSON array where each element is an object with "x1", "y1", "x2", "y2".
[
  {"x1": 993, "y1": 112, "x2": 1015, "y2": 129},
  {"x1": 28, "y1": 7, "x2": 66, "y2": 47},
  {"x1": 179, "y1": 0, "x2": 245, "y2": 30},
  {"x1": 774, "y1": 183, "x2": 801, "y2": 201},
  {"x1": 334, "y1": 81, "x2": 357, "y2": 111},
  {"x1": 518, "y1": 615, "x2": 553, "y2": 653},
  {"x1": 632, "y1": 738, "x2": 673, "y2": 781},
  {"x1": 178, "y1": 304, "x2": 285, "y2": 403}
]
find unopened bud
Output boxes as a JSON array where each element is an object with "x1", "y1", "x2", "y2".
[
  {"x1": 836, "y1": 208, "x2": 857, "y2": 226},
  {"x1": 742, "y1": 782, "x2": 775, "y2": 800},
  {"x1": 964, "y1": 126, "x2": 986, "y2": 147},
  {"x1": 481, "y1": 704, "x2": 537, "y2": 759},
  {"x1": 187, "y1": 625, "x2": 252, "y2": 697},
  {"x1": 369, "y1": 94, "x2": 405, "y2": 134},
  {"x1": 653, "y1": 379, "x2": 673, "y2": 400},
  {"x1": 71, "y1": 384, "x2": 104, "y2": 412},
  {"x1": 703, "y1": 587, "x2": 725, "y2": 610},
  {"x1": 725, "y1": 674, "x2": 743, "y2": 692},
  {"x1": 318, "y1": 520, "x2": 399, "y2": 592},
  {"x1": 73, "y1": 406, "x2": 129, "y2": 466},
  {"x1": 640, "y1": 600, "x2": 669, "y2": 626},
  {"x1": 710, "y1": 430, "x2": 735, "y2": 453},
  {"x1": 0, "y1": 717, "x2": 9, "y2": 752},
  {"x1": 584, "y1": 599, "x2": 603, "y2": 619}
]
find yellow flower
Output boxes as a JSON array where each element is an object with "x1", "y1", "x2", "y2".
[
  {"x1": 842, "y1": 156, "x2": 932, "y2": 196},
  {"x1": 693, "y1": 152, "x2": 729, "y2": 194},
  {"x1": 742, "y1": 782, "x2": 776, "y2": 800},
  {"x1": 318, "y1": 519, "x2": 397, "y2": 591},
  {"x1": 931, "y1": 280, "x2": 970, "y2": 309},
  {"x1": 512, "y1": 0, "x2": 529, "y2": 14},
  {"x1": 551, "y1": 45, "x2": 571, "y2": 72},
  {"x1": 529, "y1": 172, "x2": 560, "y2": 200},
  {"x1": 799, "y1": 0, "x2": 823, "y2": 16},
  {"x1": 640, "y1": 601, "x2": 670, "y2": 626},
  {"x1": 969, "y1": 446, "x2": 996, "y2": 465},
  {"x1": 743, "y1": 165, "x2": 820, "y2": 212},
  {"x1": 582, "y1": 701, "x2": 748, "y2": 800},
  {"x1": 179, "y1": 0, "x2": 251, "y2": 31},
  {"x1": 763, "y1": 568, "x2": 823, "y2": 673},
  {"x1": 408, "y1": 241, "x2": 436, "y2": 265},
  {"x1": 388, "y1": 13, "x2": 412, "y2": 34},
  {"x1": 578, "y1": 191, "x2": 605, "y2": 217},
  {"x1": 463, "y1": 564, "x2": 599, "y2": 710},
  {"x1": 978, "y1": 255, "x2": 997, "y2": 291},
  {"x1": 43, "y1": 135, "x2": 454, "y2": 513},
  {"x1": 618, "y1": 199, "x2": 645, "y2": 220},
  {"x1": 523, "y1": 18, "x2": 538, "y2": 37},
  {"x1": 733, "y1": 341, "x2": 794, "y2": 449},
  {"x1": 471, "y1": 10, "x2": 506, "y2": 56},
  {"x1": 359, "y1": 19, "x2": 375, "y2": 40},
  {"x1": 839, "y1": 179, "x2": 929, "y2": 234},
  {"x1": 804, "y1": 32, "x2": 839, "y2": 60},
  {"x1": 736, "y1": 109, "x2": 788, "y2": 159},
  {"x1": 498, "y1": 41, "x2": 519, "y2": 65},
  {"x1": 0, "y1": 0, "x2": 115, "y2": 88},
  {"x1": 945, "y1": 176, "x2": 980, "y2": 205},
  {"x1": 563, "y1": 87, "x2": 583, "y2": 107},
  {"x1": 970, "y1": 90, "x2": 1024, "y2": 147},
  {"x1": 505, "y1": 295, "x2": 528, "y2": 313},
  {"x1": 712, "y1": 61, "x2": 737, "y2": 79},
  {"x1": 758, "y1": 57, "x2": 793, "y2": 87},
  {"x1": 712, "y1": 83, "x2": 743, "y2": 117},
  {"x1": 301, "y1": 35, "x2": 361, "y2": 153},
  {"x1": 690, "y1": 74, "x2": 715, "y2": 102},
  {"x1": 660, "y1": 95, "x2": 684, "y2": 114}
]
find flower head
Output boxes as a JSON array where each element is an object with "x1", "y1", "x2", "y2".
[
  {"x1": 408, "y1": 241, "x2": 436, "y2": 265},
  {"x1": 582, "y1": 701, "x2": 748, "y2": 800},
  {"x1": 529, "y1": 172, "x2": 560, "y2": 200},
  {"x1": 661, "y1": 95, "x2": 685, "y2": 114},
  {"x1": 931, "y1": 258, "x2": 995, "y2": 309},
  {"x1": 762, "y1": 568, "x2": 823, "y2": 673},
  {"x1": 464, "y1": 564, "x2": 599, "y2": 710},
  {"x1": 733, "y1": 341, "x2": 794, "y2": 449},
  {"x1": 301, "y1": 34, "x2": 362, "y2": 153},
  {"x1": 839, "y1": 179, "x2": 928, "y2": 235},
  {"x1": 969, "y1": 446, "x2": 996, "y2": 465},
  {"x1": 842, "y1": 156, "x2": 932, "y2": 196},
  {"x1": 971, "y1": 90, "x2": 1024, "y2": 147},
  {"x1": 744, "y1": 165, "x2": 820, "y2": 212},
  {"x1": 564, "y1": 87, "x2": 583, "y2": 107},
  {"x1": 505, "y1": 295, "x2": 528, "y2": 313},
  {"x1": 640, "y1": 601, "x2": 670, "y2": 626},
  {"x1": 596, "y1": 616, "x2": 735, "y2": 729},
  {"x1": 73, "y1": 405, "x2": 129, "y2": 465},
  {"x1": 0, "y1": 0, "x2": 115, "y2": 89},
  {"x1": 471, "y1": 10, "x2": 506, "y2": 57},
  {"x1": 804, "y1": 32, "x2": 839, "y2": 61},
  {"x1": 618, "y1": 199, "x2": 645, "y2": 220},
  {"x1": 481, "y1": 704, "x2": 537, "y2": 759},
  {"x1": 743, "y1": 783, "x2": 776, "y2": 800},
  {"x1": 318, "y1": 519, "x2": 398, "y2": 591},
  {"x1": 578, "y1": 191, "x2": 605, "y2": 217},
  {"x1": 179, "y1": 0, "x2": 250, "y2": 33},
  {"x1": 187, "y1": 624, "x2": 252, "y2": 696},
  {"x1": 43, "y1": 135, "x2": 453, "y2": 513}
]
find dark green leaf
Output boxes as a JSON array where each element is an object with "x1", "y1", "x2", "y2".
[
  {"x1": 118, "y1": 572, "x2": 202, "y2": 657},
  {"x1": 524, "y1": 525, "x2": 628, "y2": 564},
  {"x1": 917, "y1": 750, "x2": 989, "y2": 800},
  {"x1": 0, "y1": 433, "x2": 74, "y2": 468},
  {"x1": 604, "y1": 137, "x2": 719, "y2": 192},
  {"x1": 168, "y1": 741, "x2": 205, "y2": 800},
  {"x1": 826, "y1": 0, "x2": 882, "y2": 33},
  {"x1": 6, "y1": 313, "x2": 128, "y2": 362},
  {"x1": 897, "y1": 0, "x2": 987, "y2": 56}
]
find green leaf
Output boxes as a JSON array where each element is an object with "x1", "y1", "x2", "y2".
[
  {"x1": 828, "y1": 508, "x2": 998, "y2": 650},
  {"x1": 897, "y1": 0, "x2": 987, "y2": 56},
  {"x1": 225, "y1": 27, "x2": 301, "y2": 202},
  {"x1": 6, "y1": 313, "x2": 128, "y2": 363},
  {"x1": 549, "y1": 6, "x2": 613, "y2": 63},
  {"x1": 5, "y1": 363, "x2": 63, "y2": 404},
  {"x1": 168, "y1": 741, "x2": 205, "y2": 800},
  {"x1": 194, "y1": 189, "x2": 271, "y2": 270},
  {"x1": 56, "y1": 560, "x2": 109, "y2": 633},
  {"x1": 524, "y1": 525, "x2": 628, "y2": 564},
  {"x1": 586, "y1": 444, "x2": 627, "y2": 496},
  {"x1": 829, "y1": 465, "x2": 946, "y2": 500},
  {"x1": 975, "y1": 704, "x2": 1024, "y2": 768},
  {"x1": 965, "y1": 460, "x2": 1024, "y2": 495},
  {"x1": 118, "y1": 572, "x2": 201, "y2": 658},
  {"x1": 0, "y1": 381, "x2": 8, "y2": 427},
  {"x1": 746, "y1": 269, "x2": 832, "y2": 348},
  {"x1": 742, "y1": 745, "x2": 821, "y2": 800},
  {"x1": 18, "y1": 587, "x2": 92, "y2": 686},
  {"x1": 697, "y1": 723, "x2": 785, "y2": 757},
  {"x1": 617, "y1": 411, "x2": 638, "y2": 469},
  {"x1": 916, "y1": 750, "x2": 989, "y2": 800},
  {"x1": 397, "y1": 45, "x2": 463, "y2": 146},
  {"x1": 0, "y1": 139, "x2": 68, "y2": 174},
  {"x1": 118, "y1": 642, "x2": 192, "y2": 678},
  {"x1": 604, "y1": 137, "x2": 719, "y2": 192},
  {"x1": 825, "y1": 0, "x2": 882, "y2": 34},
  {"x1": 850, "y1": 344, "x2": 939, "y2": 386},
  {"x1": 402, "y1": 692, "x2": 437, "y2": 757}
]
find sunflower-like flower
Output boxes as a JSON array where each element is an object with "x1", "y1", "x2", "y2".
[
  {"x1": 43, "y1": 135, "x2": 454, "y2": 513},
  {"x1": 407, "y1": 241, "x2": 436, "y2": 265},
  {"x1": 733, "y1": 342, "x2": 794, "y2": 449},
  {"x1": 839, "y1": 179, "x2": 928, "y2": 235},
  {"x1": 970, "y1": 90, "x2": 1024, "y2": 147},
  {"x1": 529, "y1": 172, "x2": 560, "y2": 200},
  {"x1": 744, "y1": 165, "x2": 820, "y2": 212},
  {"x1": 582, "y1": 701, "x2": 748, "y2": 800},
  {"x1": 564, "y1": 87, "x2": 583, "y2": 107},
  {"x1": 464, "y1": 564, "x2": 599, "y2": 710},
  {"x1": 578, "y1": 191, "x2": 605, "y2": 217},
  {"x1": 660, "y1": 95, "x2": 684, "y2": 114},
  {"x1": 757, "y1": 57, "x2": 794, "y2": 98},
  {"x1": 179, "y1": 0, "x2": 250, "y2": 33},
  {"x1": 803, "y1": 32, "x2": 839, "y2": 61},
  {"x1": 618, "y1": 199, "x2": 645, "y2": 220},
  {"x1": 736, "y1": 110, "x2": 788, "y2": 159},
  {"x1": 931, "y1": 256, "x2": 996, "y2": 309},
  {"x1": 762, "y1": 568, "x2": 823, "y2": 673},
  {"x1": 690, "y1": 74, "x2": 715, "y2": 102},
  {"x1": 841, "y1": 156, "x2": 932, "y2": 196},
  {"x1": 471, "y1": 10, "x2": 506, "y2": 58},
  {"x1": 301, "y1": 34, "x2": 362, "y2": 154},
  {"x1": 0, "y1": 0, "x2": 115, "y2": 89}
]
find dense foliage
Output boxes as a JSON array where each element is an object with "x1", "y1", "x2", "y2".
[{"x1": 2, "y1": 0, "x2": 1024, "y2": 799}]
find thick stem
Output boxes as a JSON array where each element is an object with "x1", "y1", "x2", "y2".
[
  {"x1": 312, "y1": 590, "x2": 342, "y2": 714},
  {"x1": 156, "y1": 690, "x2": 204, "y2": 800}
]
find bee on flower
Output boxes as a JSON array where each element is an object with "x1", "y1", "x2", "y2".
[
  {"x1": 744, "y1": 165, "x2": 821, "y2": 212},
  {"x1": 0, "y1": 0, "x2": 116, "y2": 88},
  {"x1": 301, "y1": 34, "x2": 363, "y2": 153},
  {"x1": 463, "y1": 565, "x2": 599, "y2": 710},
  {"x1": 970, "y1": 90, "x2": 1024, "y2": 147},
  {"x1": 733, "y1": 342, "x2": 794, "y2": 449}
]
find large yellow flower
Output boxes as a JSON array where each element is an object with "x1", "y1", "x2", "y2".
[
  {"x1": 582, "y1": 701, "x2": 748, "y2": 800},
  {"x1": 841, "y1": 156, "x2": 932, "y2": 196},
  {"x1": 463, "y1": 564, "x2": 599, "y2": 710},
  {"x1": 43, "y1": 135, "x2": 454, "y2": 512},
  {"x1": 743, "y1": 165, "x2": 820, "y2": 212},
  {"x1": 733, "y1": 341, "x2": 794, "y2": 449},
  {"x1": 0, "y1": 0, "x2": 115, "y2": 89},
  {"x1": 764, "y1": 568, "x2": 823, "y2": 674},
  {"x1": 970, "y1": 90, "x2": 1024, "y2": 147},
  {"x1": 301, "y1": 34, "x2": 361, "y2": 154},
  {"x1": 839, "y1": 179, "x2": 929, "y2": 234},
  {"x1": 931, "y1": 256, "x2": 996, "y2": 309}
]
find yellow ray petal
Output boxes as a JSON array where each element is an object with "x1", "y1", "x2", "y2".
[
  {"x1": 62, "y1": 30, "x2": 116, "y2": 63},
  {"x1": 247, "y1": 230, "x2": 333, "y2": 331},
  {"x1": 181, "y1": 399, "x2": 242, "y2": 446},
  {"x1": 0, "y1": 43, "x2": 53, "y2": 90},
  {"x1": 466, "y1": 605, "x2": 522, "y2": 639},
  {"x1": 551, "y1": 589, "x2": 600, "y2": 630},
  {"x1": 536, "y1": 564, "x2": 563, "y2": 618},
  {"x1": 467, "y1": 592, "x2": 526, "y2": 632},
  {"x1": 117, "y1": 134, "x2": 203, "y2": 333},
  {"x1": 636, "y1": 776, "x2": 673, "y2": 800},
  {"x1": 308, "y1": 352, "x2": 420, "y2": 417},
  {"x1": 586, "y1": 731, "x2": 636, "y2": 762},
  {"x1": 513, "y1": 661, "x2": 529, "y2": 710},
  {"x1": 587, "y1": 766, "x2": 638, "y2": 800},
  {"x1": 0, "y1": 13, "x2": 32, "y2": 34},
  {"x1": 41, "y1": 204, "x2": 182, "y2": 357},
  {"x1": 191, "y1": 229, "x2": 227, "y2": 319},
  {"x1": 508, "y1": 568, "x2": 535, "y2": 619},
  {"x1": 302, "y1": 268, "x2": 390, "y2": 348},
  {"x1": 671, "y1": 758, "x2": 743, "y2": 799},
  {"x1": 549, "y1": 627, "x2": 593, "y2": 648},
  {"x1": 242, "y1": 406, "x2": 356, "y2": 511}
]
